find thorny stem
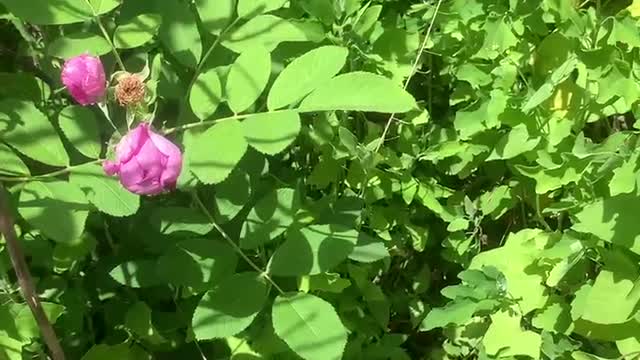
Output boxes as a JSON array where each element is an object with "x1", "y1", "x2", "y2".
[
  {"x1": 0, "y1": 187, "x2": 66, "y2": 360},
  {"x1": 0, "y1": 159, "x2": 103, "y2": 183},
  {"x1": 191, "y1": 191, "x2": 286, "y2": 295}
]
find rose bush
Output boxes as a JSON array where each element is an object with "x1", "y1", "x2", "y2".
[{"x1": 0, "y1": 0, "x2": 639, "y2": 360}]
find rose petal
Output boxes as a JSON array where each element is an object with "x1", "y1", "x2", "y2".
[
  {"x1": 116, "y1": 123, "x2": 149, "y2": 163},
  {"x1": 118, "y1": 158, "x2": 144, "y2": 189},
  {"x1": 129, "y1": 178, "x2": 164, "y2": 195},
  {"x1": 102, "y1": 160, "x2": 119, "y2": 176},
  {"x1": 61, "y1": 54, "x2": 106, "y2": 105},
  {"x1": 148, "y1": 130, "x2": 183, "y2": 187}
]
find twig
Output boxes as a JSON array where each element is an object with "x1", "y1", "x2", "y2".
[
  {"x1": 535, "y1": 194, "x2": 553, "y2": 232},
  {"x1": 163, "y1": 109, "x2": 291, "y2": 135},
  {"x1": 184, "y1": 16, "x2": 243, "y2": 101},
  {"x1": 191, "y1": 191, "x2": 286, "y2": 295},
  {"x1": 373, "y1": 0, "x2": 443, "y2": 153},
  {"x1": 83, "y1": 0, "x2": 126, "y2": 70},
  {"x1": 0, "y1": 186, "x2": 66, "y2": 360},
  {"x1": 0, "y1": 159, "x2": 103, "y2": 183}
]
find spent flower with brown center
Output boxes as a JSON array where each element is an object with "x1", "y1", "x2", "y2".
[{"x1": 115, "y1": 73, "x2": 146, "y2": 107}]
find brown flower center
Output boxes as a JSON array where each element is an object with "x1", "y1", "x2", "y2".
[{"x1": 115, "y1": 74, "x2": 145, "y2": 107}]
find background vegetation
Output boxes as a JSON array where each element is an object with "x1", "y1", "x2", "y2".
[{"x1": 2, "y1": 0, "x2": 640, "y2": 359}]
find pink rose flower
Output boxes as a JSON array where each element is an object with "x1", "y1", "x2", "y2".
[
  {"x1": 60, "y1": 54, "x2": 107, "y2": 105},
  {"x1": 103, "y1": 123, "x2": 183, "y2": 195}
]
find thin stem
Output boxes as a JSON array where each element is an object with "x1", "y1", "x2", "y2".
[
  {"x1": 185, "y1": 17, "x2": 243, "y2": 100},
  {"x1": 0, "y1": 159, "x2": 103, "y2": 183},
  {"x1": 97, "y1": 102, "x2": 121, "y2": 135},
  {"x1": 0, "y1": 187, "x2": 66, "y2": 360},
  {"x1": 83, "y1": 0, "x2": 126, "y2": 70},
  {"x1": 373, "y1": 0, "x2": 443, "y2": 153},
  {"x1": 191, "y1": 191, "x2": 285, "y2": 295},
  {"x1": 163, "y1": 109, "x2": 291, "y2": 135},
  {"x1": 535, "y1": 194, "x2": 553, "y2": 232}
]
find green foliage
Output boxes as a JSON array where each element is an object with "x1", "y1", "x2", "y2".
[{"x1": 5, "y1": 0, "x2": 640, "y2": 359}]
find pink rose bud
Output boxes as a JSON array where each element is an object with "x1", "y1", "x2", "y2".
[
  {"x1": 103, "y1": 123, "x2": 183, "y2": 196},
  {"x1": 60, "y1": 54, "x2": 107, "y2": 105}
]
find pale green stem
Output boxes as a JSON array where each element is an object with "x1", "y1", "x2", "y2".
[
  {"x1": 185, "y1": 17, "x2": 243, "y2": 97},
  {"x1": 97, "y1": 102, "x2": 122, "y2": 135},
  {"x1": 0, "y1": 159, "x2": 103, "y2": 183},
  {"x1": 373, "y1": 0, "x2": 443, "y2": 154},
  {"x1": 163, "y1": 109, "x2": 291, "y2": 135},
  {"x1": 191, "y1": 191, "x2": 285, "y2": 295},
  {"x1": 83, "y1": 0, "x2": 126, "y2": 71}
]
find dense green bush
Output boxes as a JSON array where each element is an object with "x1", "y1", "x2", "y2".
[{"x1": 1, "y1": 0, "x2": 640, "y2": 359}]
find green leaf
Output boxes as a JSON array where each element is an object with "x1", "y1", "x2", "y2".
[
  {"x1": 192, "y1": 272, "x2": 268, "y2": 339},
  {"x1": 58, "y1": 105, "x2": 102, "y2": 158},
  {"x1": 348, "y1": 264, "x2": 390, "y2": 328},
  {"x1": 454, "y1": 90, "x2": 507, "y2": 139},
  {"x1": 470, "y1": 229, "x2": 550, "y2": 314},
  {"x1": 532, "y1": 296, "x2": 573, "y2": 334},
  {"x1": 479, "y1": 185, "x2": 514, "y2": 219},
  {"x1": 189, "y1": 68, "x2": 223, "y2": 120},
  {"x1": 53, "y1": 232, "x2": 96, "y2": 273},
  {"x1": 109, "y1": 260, "x2": 162, "y2": 288},
  {"x1": 242, "y1": 111, "x2": 300, "y2": 155},
  {"x1": 48, "y1": 33, "x2": 110, "y2": 59},
  {"x1": 125, "y1": 301, "x2": 165, "y2": 345},
  {"x1": 0, "y1": 335, "x2": 22, "y2": 360},
  {"x1": 196, "y1": 0, "x2": 236, "y2": 35},
  {"x1": 69, "y1": 163, "x2": 140, "y2": 217},
  {"x1": 608, "y1": 15, "x2": 640, "y2": 48},
  {"x1": 579, "y1": 268, "x2": 640, "y2": 324},
  {"x1": 348, "y1": 232, "x2": 389, "y2": 263},
  {"x1": 157, "y1": 238, "x2": 237, "y2": 290},
  {"x1": 0, "y1": 73, "x2": 50, "y2": 103},
  {"x1": 597, "y1": 65, "x2": 640, "y2": 106},
  {"x1": 188, "y1": 120, "x2": 248, "y2": 184},
  {"x1": 483, "y1": 309, "x2": 542, "y2": 359},
  {"x1": 222, "y1": 15, "x2": 324, "y2": 53},
  {"x1": 272, "y1": 292, "x2": 348, "y2": 360},
  {"x1": 572, "y1": 194, "x2": 640, "y2": 255},
  {"x1": 237, "y1": 0, "x2": 286, "y2": 18},
  {"x1": 158, "y1": 0, "x2": 202, "y2": 68},
  {"x1": 420, "y1": 299, "x2": 482, "y2": 331},
  {"x1": 149, "y1": 207, "x2": 213, "y2": 235},
  {"x1": 474, "y1": 17, "x2": 518, "y2": 60},
  {"x1": 240, "y1": 188, "x2": 300, "y2": 249},
  {"x1": 215, "y1": 169, "x2": 251, "y2": 222},
  {"x1": 227, "y1": 47, "x2": 272, "y2": 113},
  {"x1": 300, "y1": 273, "x2": 351, "y2": 294},
  {"x1": 0, "y1": 0, "x2": 120, "y2": 25},
  {"x1": 114, "y1": 14, "x2": 162, "y2": 49},
  {"x1": 269, "y1": 224, "x2": 358, "y2": 276},
  {"x1": 0, "y1": 144, "x2": 29, "y2": 177},
  {"x1": 19, "y1": 181, "x2": 90, "y2": 243},
  {"x1": 515, "y1": 156, "x2": 591, "y2": 194},
  {"x1": 487, "y1": 124, "x2": 540, "y2": 160},
  {"x1": 610, "y1": 155, "x2": 637, "y2": 196},
  {"x1": 353, "y1": 5, "x2": 381, "y2": 36},
  {"x1": 0, "y1": 100, "x2": 69, "y2": 166},
  {"x1": 81, "y1": 344, "x2": 131, "y2": 360},
  {"x1": 268, "y1": 46, "x2": 348, "y2": 110},
  {"x1": 9, "y1": 302, "x2": 65, "y2": 340},
  {"x1": 299, "y1": 0, "x2": 335, "y2": 25},
  {"x1": 299, "y1": 72, "x2": 416, "y2": 113}
]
